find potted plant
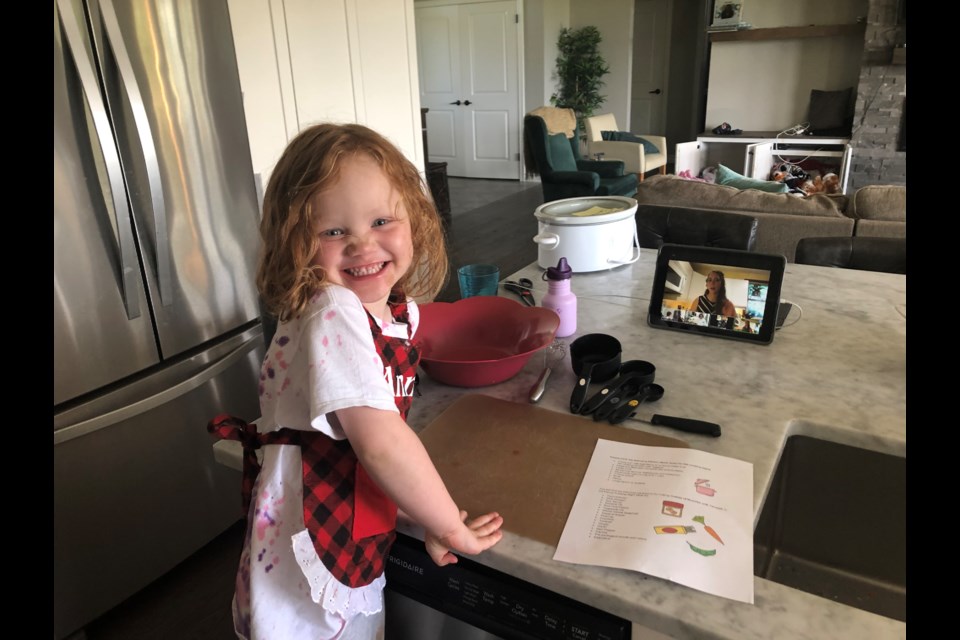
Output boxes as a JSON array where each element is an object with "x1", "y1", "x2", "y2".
[{"x1": 551, "y1": 26, "x2": 610, "y2": 139}]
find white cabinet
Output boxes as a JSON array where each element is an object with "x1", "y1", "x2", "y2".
[
  {"x1": 675, "y1": 132, "x2": 853, "y2": 193},
  {"x1": 745, "y1": 140, "x2": 852, "y2": 194},
  {"x1": 228, "y1": 0, "x2": 424, "y2": 187},
  {"x1": 675, "y1": 139, "x2": 751, "y2": 179}
]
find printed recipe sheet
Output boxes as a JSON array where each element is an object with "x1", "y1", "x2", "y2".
[{"x1": 554, "y1": 439, "x2": 754, "y2": 603}]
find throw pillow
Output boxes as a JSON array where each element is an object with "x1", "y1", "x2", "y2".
[
  {"x1": 807, "y1": 88, "x2": 853, "y2": 136},
  {"x1": 547, "y1": 133, "x2": 578, "y2": 172},
  {"x1": 600, "y1": 130, "x2": 660, "y2": 156},
  {"x1": 716, "y1": 164, "x2": 790, "y2": 194}
]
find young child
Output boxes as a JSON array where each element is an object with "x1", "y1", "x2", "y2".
[{"x1": 209, "y1": 123, "x2": 503, "y2": 639}]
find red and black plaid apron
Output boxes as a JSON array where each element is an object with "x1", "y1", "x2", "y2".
[{"x1": 208, "y1": 300, "x2": 419, "y2": 588}]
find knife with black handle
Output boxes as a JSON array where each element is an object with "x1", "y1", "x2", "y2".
[{"x1": 626, "y1": 412, "x2": 722, "y2": 437}]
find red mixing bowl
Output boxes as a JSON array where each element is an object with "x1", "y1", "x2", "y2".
[{"x1": 417, "y1": 296, "x2": 560, "y2": 387}]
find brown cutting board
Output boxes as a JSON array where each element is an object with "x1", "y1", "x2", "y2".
[{"x1": 418, "y1": 394, "x2": 689, "y2": 547}]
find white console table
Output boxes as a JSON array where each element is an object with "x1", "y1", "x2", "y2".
[{"x1": 676, "y1": 131, "x2": 852, "y2": 193}]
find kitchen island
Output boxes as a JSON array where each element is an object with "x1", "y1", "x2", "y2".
[{"x1": 403, "y1": 252, "x2": 906, "y2": 640}]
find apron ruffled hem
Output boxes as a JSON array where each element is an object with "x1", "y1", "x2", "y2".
[{"x1": 291, "y1": 529, "x2": 387, "y2": 617}]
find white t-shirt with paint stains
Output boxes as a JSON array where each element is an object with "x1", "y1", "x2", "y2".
[{"x1": 233, "y1": 284, "x2": 419, "y2": 639}]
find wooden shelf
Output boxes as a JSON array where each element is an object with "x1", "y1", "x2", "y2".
[{"x1": 708, "y1": 24, "x2": 865, "y2": 43}]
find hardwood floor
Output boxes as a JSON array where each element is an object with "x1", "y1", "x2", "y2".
[
  {"x1": 70, "y1": 177, "x2": 543, "y2": 640},
  {"x1": 78, "y1": 522, "x2": 245, "y2": 640},
  {"x1": 436, "y1": 177, "x2": 544, "y2": 302}
]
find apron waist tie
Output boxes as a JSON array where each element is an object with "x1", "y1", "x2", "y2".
[{"x1": 207, "y1": 414, "x2": 301, "y2": 517}]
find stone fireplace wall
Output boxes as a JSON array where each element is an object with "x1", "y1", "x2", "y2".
[{"x1": 848, "y1": 0, "x2": 906, "y2": 190}]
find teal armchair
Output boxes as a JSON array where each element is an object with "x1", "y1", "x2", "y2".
[{"x1": 523, "y1": 110, "x2": 638, "y2": 203}]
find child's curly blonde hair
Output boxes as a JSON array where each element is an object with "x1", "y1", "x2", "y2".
[{"x1": 257, "y1": 123, "x2": 448, "y2": 321}]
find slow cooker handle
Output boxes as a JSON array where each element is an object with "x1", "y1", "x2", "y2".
[
  {"x1": 532, "y1": 232, "x2": 559, "y2": 248},
  {"x1": 606, "y1": 225, "x2": 641, "y2": 267}
]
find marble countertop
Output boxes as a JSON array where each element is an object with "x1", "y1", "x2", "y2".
[{"x1": 402, "y1": 252, "x2": 906, "y2": 640}]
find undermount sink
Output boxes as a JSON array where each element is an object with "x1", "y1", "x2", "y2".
[{"x1": 754, "y1": 435, "x2": 906, "y2": 622}]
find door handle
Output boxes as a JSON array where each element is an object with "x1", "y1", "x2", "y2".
[
  {"x1": 450, "y1": 100, "x2": 462, "y2": 105},
  {"x1": 649, "y1": 88, "x2": 662, "y2": 95},
  {"x1": 53, "y1": 327, "x2": 263, "y2": 443},
  {"x1": 100, "y1": 0, "x2": 172, "y2": 306},
  {"x1": 57, "y1": 0, "x2": 141, "y2": 320},
  {"x1": 463, "y1": 100, "x2": 472, "y2": 105}
]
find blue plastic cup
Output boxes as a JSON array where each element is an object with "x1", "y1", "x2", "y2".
[{"x1": 457, "y1": 264, "x2": 500, "y2": 298}]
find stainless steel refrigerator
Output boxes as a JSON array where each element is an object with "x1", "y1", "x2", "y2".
[{"x1": 54, "y1": 0, "x2": 264, "y2": 636}]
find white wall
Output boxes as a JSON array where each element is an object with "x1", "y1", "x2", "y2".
[
  {"x1": 726, "y1": 277, "x2": 748, "y2": 308},
  {"x1": 227, "y1": 0, "x2": 290, "y2": 187},
  {"x1": 524, "y1": 0, "x2": 570, "y2": 111},
  {"x1": 570, "y1": 0, "x2": 634, "y2": 129},
  {"x1": 227, "y1": 0, "x2": 424, "y2": 190},
  {"x1": 522, "y1": 0, "x2": 631, "y2": 125},
  {"x1": 705, "y1": 0, "x2": 867, "y2": 131}
]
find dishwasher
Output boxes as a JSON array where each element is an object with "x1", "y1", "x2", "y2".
[{"x1": 384, "y1": 532, "x2": 631, "y2": 640}]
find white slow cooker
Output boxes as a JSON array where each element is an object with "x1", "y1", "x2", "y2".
[{"x1": 532, "y1": 196, "x2": 640, "y2": 273}]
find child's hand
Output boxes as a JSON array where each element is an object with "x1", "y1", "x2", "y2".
[{"x1": 425, "y1": 510, "x2": 504, "y2": 566}]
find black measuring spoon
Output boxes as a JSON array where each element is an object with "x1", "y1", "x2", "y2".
[
  {"x1": 592, "y1": 376, "x2": 656, "y2": 422},
  {"x1": 607, "y1": 383, "x2": 665, "y2": 425},
  {"x1": 580, "y1": 360, "x2": 656, "y2": 416}
]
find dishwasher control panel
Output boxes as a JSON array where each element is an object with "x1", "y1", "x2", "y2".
[{"x1": 386, "y1": 533, "x2": 630, "y2": 640}]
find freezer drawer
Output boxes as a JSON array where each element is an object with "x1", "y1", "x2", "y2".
[{"x1": 53, "y1": 327, "x2": 264, "y2": 639}]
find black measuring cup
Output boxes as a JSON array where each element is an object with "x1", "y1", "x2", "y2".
[{"x1": 569, "y1": 334, "x2": 622, "y2": 414}]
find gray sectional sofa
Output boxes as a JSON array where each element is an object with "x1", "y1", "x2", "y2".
[{"x1": 633, "y1": 175, "x2": 905, "y2": 261}]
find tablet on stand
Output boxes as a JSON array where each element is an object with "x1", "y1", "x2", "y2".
[{"x1": 647, "y1": 244, "x2": 787, "y2": 345}]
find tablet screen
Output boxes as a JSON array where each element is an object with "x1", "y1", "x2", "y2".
[{"x1": 648, "y1": 245, "x2": 786, "y2": 345}]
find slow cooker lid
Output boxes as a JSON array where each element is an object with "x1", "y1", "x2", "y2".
[{"x1": 534, "y1": 196, "x2": 638, "y2": 225}]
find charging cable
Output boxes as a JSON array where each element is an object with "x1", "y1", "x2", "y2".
[
  {"x1": 781, "y1": 122, "x2": 810, "y2": 136},
  {"x1": 776, "y1": 299, "x2": 803, "y2": 330},
  {"x1": 774, "y1": 123, "x2": 817, "y2": 166}
]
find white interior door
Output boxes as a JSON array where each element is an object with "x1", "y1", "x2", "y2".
[
  {"x1": 416, "y1": 4, "x2": 463, "y2": 173},
  {"x1": 630, "y1": 0, "x2": 671, "y2": 136},
  {"x1": 416, "y1": 1, "x2": 520, "y2": 179}
]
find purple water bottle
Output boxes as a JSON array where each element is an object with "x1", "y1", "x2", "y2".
[{"x1": 542, "y1": 257, "x2": 577, "y2": 337}]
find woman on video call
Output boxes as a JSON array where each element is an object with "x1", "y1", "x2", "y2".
[{"x1": 689, "y1": 270, "x2": 736, "y2": 318}]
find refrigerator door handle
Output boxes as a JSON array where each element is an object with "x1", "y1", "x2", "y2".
[
  {"x1": 99, "y1": 0, "x2": 172, "y2": 307},
  {"x1": 56, "y1": 0, "x2": 142, "y2": 320},
  {"x1": 54, "y1": 329, "x2": 262, "y2": 445}
]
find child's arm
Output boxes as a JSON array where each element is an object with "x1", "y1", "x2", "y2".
[{"x1": 336, "y1": 406, "x2": 503, "y2": 564}]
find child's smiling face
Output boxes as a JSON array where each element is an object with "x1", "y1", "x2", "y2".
[{"x1": 310, "y1": 154, "x2": 414, "y2": 319}]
